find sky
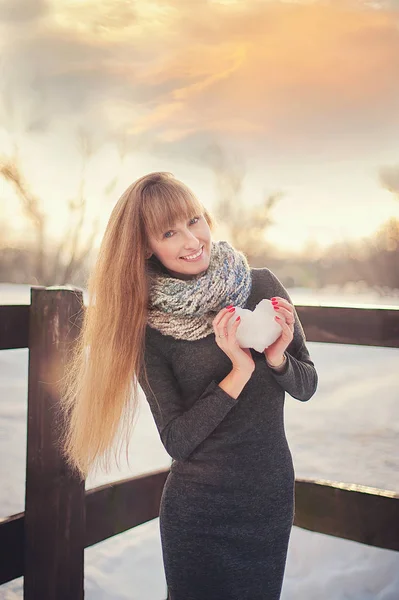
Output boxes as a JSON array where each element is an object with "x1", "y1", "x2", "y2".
[{"x1": 1, "y1": 0, "x2": 399, "y2": 253}]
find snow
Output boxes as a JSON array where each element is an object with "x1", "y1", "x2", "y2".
[{"x1": 1, "y1": 283, "x2": 398, "y2": 599}]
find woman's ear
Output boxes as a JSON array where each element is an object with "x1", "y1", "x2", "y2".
[{"x1": 145, "y1": 249, "x2": 153, "y2": 259}]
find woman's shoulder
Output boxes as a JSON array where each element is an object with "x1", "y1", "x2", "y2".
[
  {"x1": 249, "y1": 266, "x2": 288, "y2": 303},
  {"x1": 250, "y1": 266, "x2": 278, "y2": 289},
  {"x1": 250, "y1": 266, "x2": 273, "y2": 278}
]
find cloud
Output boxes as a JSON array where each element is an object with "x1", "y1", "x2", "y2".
[
  {"x1": 0, "y1": 0, "x2": 48, "y2": 23},
  {"x1": 1, "y1": 0, "x2": 399, "y2": 161}
]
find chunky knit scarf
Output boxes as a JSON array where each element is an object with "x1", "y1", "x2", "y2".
[{"x1": 146, "y1": 240, "x2": 252, "y2": 341}]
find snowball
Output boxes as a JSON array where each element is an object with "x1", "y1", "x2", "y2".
[{"x1": 234, "y1": 299, "x2": 282, "y2": 353}]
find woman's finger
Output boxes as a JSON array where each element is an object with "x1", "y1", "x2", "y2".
[
  {"x1": 214, "y1": 309, "x2": 236, "y2": 337},
  {"x1": 271, "y1": 297, "x2": 293, "y2": 311},
  {"x1": 275, "y1": 315, "x2": 294, "y2": 336},
  {"x1": 220, "y1": 310, "x2": 236, "y2": 328},
  {"x1": 212, "y1": 307, "x2": 233, "y2": 328},
  {"x1": 273, "y1": 305, "x2": 295, "y2": 324},
  {"x1": 230, "y1": 314, "x2": 241, "y2": 335}
]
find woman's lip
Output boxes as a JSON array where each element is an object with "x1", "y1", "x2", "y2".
[{"x1": 180, "y1": 245, "x2": 204, "y2": 259}]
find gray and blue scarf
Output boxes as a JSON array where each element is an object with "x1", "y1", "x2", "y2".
[{"x1": 146, "y1": 240, "x2": 252, "y2": 341}]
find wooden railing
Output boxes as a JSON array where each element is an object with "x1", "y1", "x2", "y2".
[{"x1": 0, "y1": 287, "x2": 398, "y2": 599}]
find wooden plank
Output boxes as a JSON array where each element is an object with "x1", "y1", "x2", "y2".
[
  {"x1": 0, "y1": 305, "x2": 29, "y2": 349},
  {"x1": 294, "y1": 478, "x2": 399, "y2": 551},
  {"x1": 1, "y1": 303, "x2": 398, "y2": 350},
  {"x1": 2, "y1": 474, "x2": 399, "y2": 585},
  {"x1": 296, "y1": 305, "x2": 399, "y2": 348},
  {"x1": 0, "y1": 470, "x2": 169, "y2": 584},
  {"x1": 0, "y1": 513, "x2": 24, "y2": 584},
  {"x1": 24, "y1": 287, "x2": 85, "y2": 600},
  {"x1": 85, "y1": 469, "x2": 169, "y2": 547}
]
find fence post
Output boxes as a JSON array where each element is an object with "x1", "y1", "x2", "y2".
[{"x1": 24, "y1": 287, "x2": 85, "y2": 600}]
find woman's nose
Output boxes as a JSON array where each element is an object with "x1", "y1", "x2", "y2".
[{"x1": 183, "y1": 231, "x2": 199, "y2": 244}]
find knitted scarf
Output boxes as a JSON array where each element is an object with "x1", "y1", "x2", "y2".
[{"x1": 146, "y1": 240, "x2": 252, "y2": 341}]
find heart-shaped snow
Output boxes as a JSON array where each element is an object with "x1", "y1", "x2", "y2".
[{"x1": 233, "y1": 299, "x2": 282, "y2": 353}]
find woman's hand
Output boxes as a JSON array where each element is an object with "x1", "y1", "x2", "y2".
[
  {"x1": 213, "y1": 307, "x2": 255, "y2": 375},
  {"x1": 264, "y1": 296, "x2": 295, "y2": 365}
]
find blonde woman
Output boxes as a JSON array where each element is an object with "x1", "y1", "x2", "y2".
[{"x1": 60, "y1": 172, "x2": 318, "y2": 600}]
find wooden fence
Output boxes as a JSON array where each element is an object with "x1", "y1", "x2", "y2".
[{"x1": 0, "y1": 286, "x2": 398, "y2": 599}]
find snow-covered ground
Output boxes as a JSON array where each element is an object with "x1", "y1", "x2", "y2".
[{"x1": 1, "y1": 283, "x2": 398, "y2": 600}]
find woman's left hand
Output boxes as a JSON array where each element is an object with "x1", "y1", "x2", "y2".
[{"x1": 264, "y1": 296, "x2": 295, "y2": 365}]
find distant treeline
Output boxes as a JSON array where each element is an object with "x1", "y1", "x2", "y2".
[
  {"x1": 1, "y1": 217, "x2": 398, "y2": 294},
  {"x1": 0, "y1": 245, "x2": 92, "y2": 288},
  {"x1": 2, "y1": 140, "x2": 398, "y2": 295},
  {"x1": 260, "y1": 218, "x2": 399, "y2": 294}
]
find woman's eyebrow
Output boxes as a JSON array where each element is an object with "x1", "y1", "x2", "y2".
[{"x1": 163, "y1": 218, "x2": 192, "y2": 232}]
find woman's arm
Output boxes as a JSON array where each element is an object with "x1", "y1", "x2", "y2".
[
  {"x1": 138, "y1": 335, "x2": 249, "y2": 461},
  {"x1": 263, "y1": 268, "x2": 318, "y2": 402}
]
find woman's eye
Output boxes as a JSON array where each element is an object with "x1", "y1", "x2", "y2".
[{"x1": 163, "y1": 217, "x2": 199, "y2": 238}]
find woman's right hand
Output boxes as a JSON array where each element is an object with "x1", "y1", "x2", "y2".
[{"x1": 212, "y1": 307, "x2": 255, "y2": 375}]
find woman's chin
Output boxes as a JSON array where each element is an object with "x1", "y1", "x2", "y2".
[{"x1": 170, "y1": 255, "x2": 210, "y2": 279}]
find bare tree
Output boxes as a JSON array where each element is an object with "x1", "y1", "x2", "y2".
[
  {"x1": 203, "y1": 143, "x2": 283, "y2": 264},
  {"x1": 0, "y1": 130, "x2": 127, "y2": 285},
  {"x1": 0, "y1": 150, "x2": 47, "y2": 282}
]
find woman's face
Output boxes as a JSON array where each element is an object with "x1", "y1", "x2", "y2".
[{"x1": 146, "y1": 214, "x2": 212, "y2": 280}]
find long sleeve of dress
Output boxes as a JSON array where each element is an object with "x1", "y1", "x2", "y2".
[
  {"x1": 138, "y1": 333, "x2": 240, "y2": 461},
  {"x1": 264, "y1": 268, "x2": 318, "y2": 402}
]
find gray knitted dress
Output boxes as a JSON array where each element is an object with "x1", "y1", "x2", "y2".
[{"x1": 138, "y1": 267, "x2": 318, "y2": 600}]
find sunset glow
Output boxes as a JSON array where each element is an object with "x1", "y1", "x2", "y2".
[{"x1": 1, "y1": 0, "x2": 399, "y2": 252}]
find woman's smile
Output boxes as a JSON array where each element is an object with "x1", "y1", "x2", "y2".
[{"x1": 180, "y1": 245, "x2": 204, "y2": 261}]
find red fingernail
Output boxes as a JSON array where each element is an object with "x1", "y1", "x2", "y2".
[
  {"x1": 236, "y1": 316, "x2": 241, "y2": 321},
  {"x1": 226, "y1": 305, "x2": 233, "y2": 309},
  {"x1": 274, "y1": 306, "x2": 279, "y2": 310},
  {"x1": 271, "y1": 297, "x2": 276, "y2": 300},
  {"x1": 228, "y1": 307, "x2": 235, "y2": 312}
]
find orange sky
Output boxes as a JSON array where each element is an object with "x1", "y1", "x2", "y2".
[{"x1": 1, "y1": 0, "x2": 399, "y2": 252}]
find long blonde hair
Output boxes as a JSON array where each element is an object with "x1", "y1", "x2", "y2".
[{"x1": 59, "y1": 172, "x2": 216, "y2": 480}]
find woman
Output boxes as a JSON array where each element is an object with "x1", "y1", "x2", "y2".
[{"x1": 60, "y1": 171, "x2": 318, "y2": 600}]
